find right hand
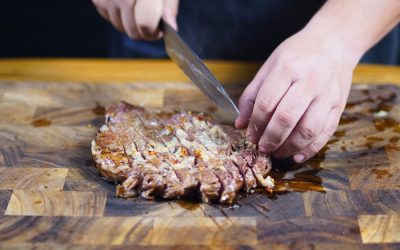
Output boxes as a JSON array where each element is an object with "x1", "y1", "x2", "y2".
[{"x1": 92, "y1": 0, "x2": 179, "y2": 41}]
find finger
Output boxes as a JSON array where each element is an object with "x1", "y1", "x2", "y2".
[
  {"x1": 258, "y1": 80, "x2": 315, "y2": 153},
  {"x1": 235, "y1": 61, "x2": 273, "y2": 129},
  {"x1": 109, "y1": 5, "x2": 124, "y2": 33},
  {"x1": 272, "y1": 97, "x2": 331, "y2": 159},
  {"x1": 293, "y1": 106, "x2": 343, "y2": 163},
  {"x1": 95, "y1": 6, "x2": 110, "y2": 21},
  {"x1": 245, "y1": 70, "x2": 292, "y2": 142},
  {"x1": 134, "y1": 0, "x2": 163, "y2": 40},
  {"x1": 235, "y1": 79, "x2": 262, "y2": 129},
  {"x1": 162, "y1": 0, "x2": 179, "y2": 30},
  {"x1": 91, "y1": 0, "x2": 109, "y2": 19},
  {"x1": 120, "y1": 0, "x2": 140, "y2": 40}
]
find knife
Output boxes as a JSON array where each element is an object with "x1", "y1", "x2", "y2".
[{"x1": 161, "y1": 20, "x2": 240, "y2": 117}]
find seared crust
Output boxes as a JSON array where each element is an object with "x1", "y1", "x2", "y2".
[{"x1": 91, "y1": 101, "x2": 274, "y2": 204}]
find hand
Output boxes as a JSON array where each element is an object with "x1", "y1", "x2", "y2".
[
  {"x1": 92, "y1": 0, "x2": 179, "y2": 40},
  {"x1": 235, "y1": 29, "x2": 359, "y2": 163}
]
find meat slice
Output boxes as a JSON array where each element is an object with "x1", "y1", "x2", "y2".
[
  {"x1": 91, "y1": 125, "x2": 130, "y2": 182},
  {"x1": 115, "y1": 104, "x2": 185, "y2": 199},
  {"x1": 185, "y1": 114, "x2": 249, "y2": 203},
  {"x1": 197, "y1": 123, "x2": 257, "y2": 194},
  {"x1": 197, "y1": 163, "x2": 221, "y2": 203},
  {"x1": 91, "y1": 102, "x2": 274, "y2": 204},
  {"x1": 171, "y1": 121, "x2": 221, "y2": 202},
  {"x1": 231, "y1": 152, "x2": 257, "y2": 192},
  {"x1": 250, "y1": 152, "x2": 274, "y2": 192}
]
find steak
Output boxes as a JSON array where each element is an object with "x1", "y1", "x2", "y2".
[{"x1": 91, "y1": 102, "x2": 274, "y2": 204}]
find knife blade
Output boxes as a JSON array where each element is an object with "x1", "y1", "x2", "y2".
[{"x1": 162, "y1": 20, "x2": 240, "y2": 117}]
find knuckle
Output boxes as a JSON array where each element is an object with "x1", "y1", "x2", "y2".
[
  {"x1": 124, "y1": 26, "x2": 139, "y2": 40},
  {"x1": 136, "y1": 16, "x2": 159, "y2": 37},
  {"x1": 276, "y1": 109, "x2": 295, "y2": 128},
  {"x1": 92, "y1": 0, "x2": 108, "y2": 7},
  {"x1": 270, "y1": 53, "x2": 293, "y2": 75},
  {"x1": 305, "y1": 67, "x2": 323, "y2": 83},
  {"x1": 308, "y1": 143, "x2": 320, "y2": 155},
  {"x1": 276, "y1": 51, "x2": 292, "y2": 66},
  {"x1": 164, "y1": 4, "x2": 178, "y2": 16},
  {"x1": 257, "y1": 97, "x2": 275, "y2": 114},
  {"x1": 327, "y1": 92, "x2": 340, "y2": 106},
  {"x1": 323, "y1": 127, "x2": 336, "y2": 138},
  {"x1": 324, "y1": 121, "x2": 339, "y2": 137},
  {"x1": 125, "y1": 0, "x2": 135, "y2": 6},
  {"x1": 264, "y1": 133, "x2": 284, "y2": 148},
  {"x1": 239, "y1": 91, "x2": 254, "y2": 107},
  {"x1": 258, "y1": 141, "x2": 277, "y2": 152},
  {"x1": 278, "y1": 61, "x2": 292, "y2": 76},
  {"x1": 138, "y1": 22, "x2": 154, "y2": 34},
  {"x1": 127, "y1": 32, "x2": 140, "y2": 41},
  {"x1": 298, "y1": 125, "x2": 319, "y2": 141},
  {"x1": 269, "y1": 137, "x2": 282, "y2": 146}
]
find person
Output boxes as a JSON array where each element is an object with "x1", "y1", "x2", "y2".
[{"x1": 92, "y1": 0, "x2": 400, "y2": 163}]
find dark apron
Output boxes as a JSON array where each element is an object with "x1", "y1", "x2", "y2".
[{"x1": 109, "y1": 0, "x2": 399, "y2": 64}]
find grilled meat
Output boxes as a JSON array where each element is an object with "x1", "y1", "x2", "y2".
[{"x1": 91, "y1": 102, "x2": 274, "y2": 204}]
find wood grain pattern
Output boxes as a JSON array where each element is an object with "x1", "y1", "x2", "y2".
[
  {"x1": 359, "y1": 215, "x2": 400, "y2": 243},
  {"x1": 304, "y1": 190, "x2": 400, "y2": 217},
  {"x1": 257, "y1": 217, "x2": 362, "y2": 244},
  {"x1": 152, "y1": 217, "x2": 257, "y2": 245},
  {"x1": 5, "y1": 190, "x2": 106, "y2": 217},
  {"x1": 0, "y1": 168, "x2": 68, "y2": 191},
  {"x1": 0, "y1": 65, "x2": 399, "y2": 248},
  {"x1": 105, "y1": 198, "x2": 207, "y2": 218},
  {"x1": 63, "y1": 168, "x2": 115, "y2": 194},
  {"x1": 0, "y1": 216, "x2": 153, "y2": 245},
  {"x1": 348, "y1": 165, "x2": 400, "y2": 190}
]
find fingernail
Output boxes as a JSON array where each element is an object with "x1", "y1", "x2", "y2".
[{"x1": 293, "y1": 154, "x2": 306, "y2": 163}]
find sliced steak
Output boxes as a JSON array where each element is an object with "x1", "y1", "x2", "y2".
[
  {"x1": 91, "y1": 101, "x2": 274, "y2": 204},
  {"x1": 231, "y1": 152, "x2": 257, "y2": 192},
  {"x1": 172, "y1": 123, "x2": 222, "y2": 202},
  {"x1": 112, "y1": 103, "x2": 185, "y2": 199},
  {"x1": 91, "y1": 125, "x2": 130, "y2": 182}
]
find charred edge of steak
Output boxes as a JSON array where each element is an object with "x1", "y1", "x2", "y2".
[
  {"x1": 105, "y1": 115, "x2": 150, "y2": 198},
  {"x1": 91, "y1": 126, "x2": 131, "y2": 182}
]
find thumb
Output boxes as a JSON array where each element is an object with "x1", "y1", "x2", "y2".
[{"x1": 162, "y1": 0, "x2": 179, "y2": 30}]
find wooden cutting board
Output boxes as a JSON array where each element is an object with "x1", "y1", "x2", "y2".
[{"x1": 0, "y1": 79, "x2": 399, "y2": 249}]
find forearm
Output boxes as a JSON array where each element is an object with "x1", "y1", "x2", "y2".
[{"x1": 303, "y1": 0, "x2": 400, "y2": 64}]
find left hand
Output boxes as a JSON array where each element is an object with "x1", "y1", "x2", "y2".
[{"x1": 235, "y1": 28, "x2": 359, "y2": 163}]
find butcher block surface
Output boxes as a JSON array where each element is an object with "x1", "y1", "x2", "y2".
[{"x1": 0, "y1": 60, "x2": 399, "y2": 249}]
